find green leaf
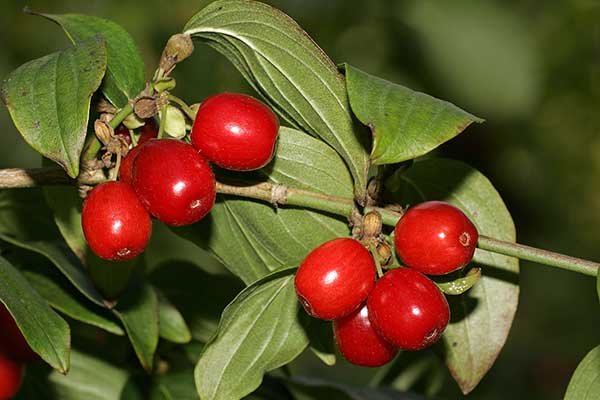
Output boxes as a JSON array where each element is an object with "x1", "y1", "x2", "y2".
[
  {"x1": 0, "y1": 188, "x2": 104, "y2": 305},
  {"x1": 22, "y1": 266, "x2": 123, "y2": 336},
  {"x1": 157, "y1": 289, "x2": 192, "y2": 344},
  {"x1": 149, "y1": 261, "x2": 243, "y2": 342},
  {"x1": 565, "y1": 344, "x2": 600, "y2": 400},
  {"x1": 287, "y1": 376, "x2": 428, "y2": 400},
  {"x1": 0, "y1": 188, "x2": 61, "y2": 241},
  {"x1": 0, "y1": 235, "x2": 105, "y2": 307},
  {"x1": 121, "y1": 379, "x2": 144, "y2": 400},
  {"x1": 38, "y1": 13, "x2": 145, "y2": 107},
  {"x1": 305, "y1": 317, "x2": 336, "y2": 366},
  {"x1": 42, "y1": 171, "x2": 86, "y2": 261},
  {"x1": 391, "y1": 158, "x2": 519, "y2": 394},
  {"x1": 345, "y1": 64, "x2": 482, "y2": 165},
  {"x1": 184, "y1": 340, "x2": 206, "y2": 364},
  {"x1": 434, "y1": 267, "x2": 481, "y2": 296},
  {"x1": 1, "y1": 36, "x2": 107, "y2": 177},
  {"x1": 47, "y1": 350, "x2": 129, "y2": 400},
  {"x1": 173, "y1": 127, "x2": 353, "y2": 284},
  {"x1": 112, "y1": 278, "x2": 159, "y2": 371},
  {"x1": 384, "y1": 352, "x2": 446, "y2": 398},
  {"x1": 145, "y1": 221, "x2": 229, "y2": 276},
  {"x1": 151, "y1": 370, "x2": 197, "y2": 400},
  {"x1": 195, "y1": 268, "x2": 308, "y2": 400},
  {"x1": 184, "y1": 0, "x2": 369, "y2": 200},
  {"x1": 0, "y1": 256, "x2": 70, "y2": 373}
]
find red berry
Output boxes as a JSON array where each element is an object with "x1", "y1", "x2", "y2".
[
  {"x1": 334, "y1": 303, "x2": 397, "y2": 367},
  {"x1": 0, "y1": 305, "x2": 38, "y2": 363},
  {"x1": 82, "y1": 181, "x2": 152, "y2": 261},
  {"x1": 132, "y1": 139, "x2": 216, "y2": 226},
  {"x1": 367, "y1": 268, "x2": 450, "y2": 350},
  {"x1": 138, "y1": 119, "x2": 158, "y2": 144},
  {"x1": 394, "y1": 201, "x2": 478, "y2": 275},
  {"x1": 114, "y1": 125, "x2": 132, "y2": 147},
  {"x1": 295, "y1": 238, "x2": 375, "y2": 320},
  {"x1": 119, "y1": 145, "x2": 143, "y2": 185},
  {"x1": 0, "y1": 352, "x2": 23, "y2": 400},
  {"x1": 191, "y1": 93, "x2": 279, "y2": 171}
]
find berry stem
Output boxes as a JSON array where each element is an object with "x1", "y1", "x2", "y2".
[
  {"x1": 369, "y1": 243, "x2": 384, "y2": 278},
  {"x1": 0, "y1": 169, "x2": 598, "y2": 277},
  {"x1": 157, "y1": 105, "x2": 167, "y2": 139},
  {"x1": 128, "y1": 129, "x2": 138, "y2": 147},
  {"x1": 110, "y1": 153, "x2": 122, "y2": 181},
  {"x1": 167, "y1": 94, "x2": 197, "y2": 120},
  {"x1": 109, "y1": 103, "x2": 135, "y2": 130}
]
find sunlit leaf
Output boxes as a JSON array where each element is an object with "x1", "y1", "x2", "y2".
[
  {"x1": 184, "y1": 0, "x2": 369, "y2": 200},
  {"x1": 195, "y1": 268, "x2": 308, "y2": 400},
  {"x1": 38, "y1": 13, "x2": 145, "y2": 107},
  {"x1": 1, "y1": 37, "x2": 106, "y2": 177},
  {"x1": 345, "y1": 64, "x2": 482, "y2": 165}
]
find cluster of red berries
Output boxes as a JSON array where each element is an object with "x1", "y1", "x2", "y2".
[
  {"x1": 295, "y1": 201, "x2": 478, "y2": 367},
  {"x1": 82, "y1": 93, "x2": 279, "y2": 261},
  {"x1": 0, "y1": 305, "x2": 40, "y2": 399}
]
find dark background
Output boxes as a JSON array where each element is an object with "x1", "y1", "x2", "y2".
[{"x1": 1, "y1": 0, "x2": 599, "y2": 399}]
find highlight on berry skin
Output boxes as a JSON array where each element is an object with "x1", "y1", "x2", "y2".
[
  {"x1": 191, "y1": 92, "x2": 280, "y2": 171},
  {"x1": 81, "y1": 181, "x2": 152, "y2": 261},
  {"x1": 394, "y1": 201, "x2": 479, "y2": 275},
  {"x1": 294, "y1": 238, "x2": 376, "y2": 320},
  {"x1": 367, "y1": 267, "x2": 450, "y2": 351},
  {"x1": 333, "y1": 303, "x2": 398, "y2": 367}
]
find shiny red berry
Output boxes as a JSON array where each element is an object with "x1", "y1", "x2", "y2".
[
  {"x1": 394, "y1": 201, "x2": 478, "y2": 275},
  {"x1": 334, "y1": 303, "x2": 397, "y2": 367},
  {"x1": 295, "y1": 238, "x2": 375, "y2": 320},
  {"x1": 0, "y1": 352, "x2": 23, "y2": 400},
  {"x1": 191, "y1": 93, "x2": 279, "y2": 171},
  {"x1": 138, "y1": 119, "x2": 158, "y2": 144},
  {"x1": 132, "y1": 139, "x2": 216, "y2": 226},
  {"x1": 0, "y1": 305, "x2": 38, "y2": 363},
  {"x1": 368, "y1": 268, "x2": 450, "y2": 350},
  {"x1": 82, "y1": 181, "x2": 152, "y2": 261},
  {"x1": 119, "y1": 145, "x2": 143, "y2": 185}
]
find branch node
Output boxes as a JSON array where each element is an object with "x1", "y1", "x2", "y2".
[{"x1": 271, "y1": 184, "x2": 288, "y2": 206}]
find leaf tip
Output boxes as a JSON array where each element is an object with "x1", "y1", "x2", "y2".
[
  {"x1": 448, "y1": 367, "x2": 479, "y2": 395},
  {"x1": 55, "y1": 353, "x2": 71, "y2": 375},
  {"x1": 139, "y1": 356, "x2": 154, "y2": 373},
  {"x1": 65, "y1": 164, "x2": 79, "y2": 179}
]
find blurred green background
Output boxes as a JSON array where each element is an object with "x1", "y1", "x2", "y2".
[{"x1": 1, "y1": 0, "x2": 599, "y2": 399}]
